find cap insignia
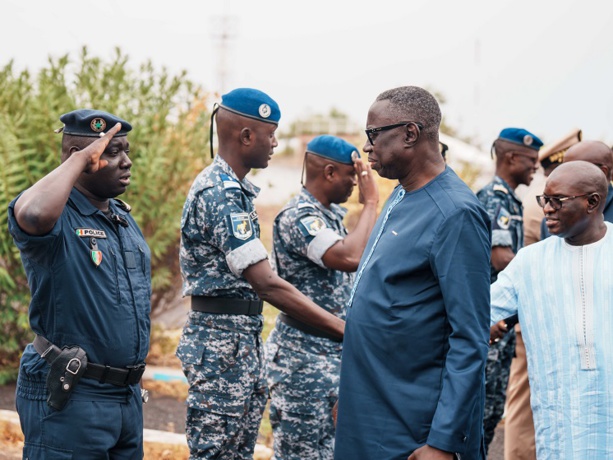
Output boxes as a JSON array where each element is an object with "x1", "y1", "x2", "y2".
[
  {"x1": 258, "y1": 104, "x2": 271, "y2": 119},
  {"x1": 523, "y1": 135, "x2": 533, "y2": 146},
  {"x1": 90, "y1": 117, "x2": 107, "y2": 133}
]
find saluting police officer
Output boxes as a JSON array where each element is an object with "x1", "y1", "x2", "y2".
[
  {"x1": 476, "y1": 127, "x2": 543, "y2": 452},
  {"x1": 176, "y1": 88, "x2": 345, "y2": 460},
  {"x1": 264, "y1": 135, "x2": 378, "y2": 459},
  {"x1": 8, "y1": 110, "x2": 151, "y2": 458}
]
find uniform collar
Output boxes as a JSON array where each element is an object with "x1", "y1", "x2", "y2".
[
  {"x1": 299, "y1": 187, "x2": 347, "y2": 220},
  {"x1": 68, "y1": 188, "x2": 128, "y2": 217},
  {"x1": 214, "y1": 155, "x2": 260, "y2": 197}
]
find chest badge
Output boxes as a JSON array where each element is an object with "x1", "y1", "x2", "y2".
[
  {"x1": 89, "y1": 238, "x2": 103, "y2": 267},
  {"x1": 230, "y1": 213, "x2": 253, "y2": 240}
]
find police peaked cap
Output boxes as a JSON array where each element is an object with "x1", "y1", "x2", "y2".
[
  {"x1": 58, "y1": 109, "x2": 132, "y2": 137},
  {"x1": 497, "y1": 127, "x2": 543, "y2": 151},
  {"x1": 306, "y1": 135, "x2": 359, "y2": 165},
  {"x1": 219, "y1": 88, "x2": 281, "y2": 124}
]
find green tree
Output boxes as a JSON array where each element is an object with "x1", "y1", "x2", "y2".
[{"x1": 0, "y1": 47, "x2": 210, "y2": 376}]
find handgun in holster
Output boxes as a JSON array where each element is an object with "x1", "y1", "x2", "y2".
[{"x1": 45, "y1": 346, "x2": 88, "y2": 411}]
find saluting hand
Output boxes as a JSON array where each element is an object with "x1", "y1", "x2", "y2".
[
  {"x1": 79, "y1": 123, "x2": 122, "y2": 173},
  {"x1": 355, "y1": 158, "x2": 379, "y2": 206}
]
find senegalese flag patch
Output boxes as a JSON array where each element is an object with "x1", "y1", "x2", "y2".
[{"x1": 90, "y1": 250, "x2": 103, "y2": 267}]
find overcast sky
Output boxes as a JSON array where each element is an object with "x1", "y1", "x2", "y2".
[{"x1": 3, "y1": 0, "x2": 612, "y2": 151}]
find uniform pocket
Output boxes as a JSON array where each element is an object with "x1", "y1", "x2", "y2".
[{"x1": 176, "y1": 325, "x2": 241, "y2": 376}]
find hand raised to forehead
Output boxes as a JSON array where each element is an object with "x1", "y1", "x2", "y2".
[{"x1": 80, "y1": 123, "x2": 122, "y2": 174}]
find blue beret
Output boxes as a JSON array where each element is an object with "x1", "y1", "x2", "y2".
[
  {"x1": 219, "y1": 88, "x2": 281, "y2": 125},
  {"x1": 58, "y1": 109, "x2": 132, "y2": 137},
  {"x1": 306, "y1": 135, "x2": 359, "y2": 165},
  {"x1": 498, "y1": 127, "x2": 543, "y2": 151}
]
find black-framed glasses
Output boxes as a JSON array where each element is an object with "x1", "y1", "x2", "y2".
[
  {"x1": 536, "y1": 193, "x2": 592, "y2": 210},
  {"x1": 365, "y1": 121, "x2": 424, "y2": 146}
]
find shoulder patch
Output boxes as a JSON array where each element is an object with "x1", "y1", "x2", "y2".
[
  {"x1": 220, "y1": 173, "x2": 240, "y2": 190},
  {"x1": 230, "y1": 213, "x2": 253, "y2": 240},
  {"x1": 495, "y1": 207, "x2": 511, "y2": 230},
  {"x1": 299, "y1": 215, "x2": 326, "y2": 236},
  {"x1": 493, "y1": 184, "x2": 508, "y2": 194}
]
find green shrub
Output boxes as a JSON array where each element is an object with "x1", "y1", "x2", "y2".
[{"x1": 0, "y1": 47, "x2": 211, "y2": 371}]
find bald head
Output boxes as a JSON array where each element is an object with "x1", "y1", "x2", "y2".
[
  {"x1": 543, "y1": 161, "x2": 608, "y2": 243},
  {"x1": 547, "y1": 161, "x2": 608, "y2": 211},
  {"x1": 564, "y1": 140, "x2": 613, "y2": 181}
]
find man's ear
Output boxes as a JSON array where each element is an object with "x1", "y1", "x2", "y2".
[
  {"x1": 324, "y1": 163, "x2": 336, "y2": 181},
  {"x1": 587, "y1": 193, "x2": 602, "y2": 213},
  {"x1": 403, "y1": 123, "x2": 420, "y2": 145},
  {"x1": 239, "y1": 127, "x2": 252, "y2": 146},
  {"x1": 61, "y1": 145, "x2": 81, "y2": 163}
]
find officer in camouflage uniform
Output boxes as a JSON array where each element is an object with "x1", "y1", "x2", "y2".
[
  {"x1": 477, "y1": 127, "x2": 543, "y2": 452},
  {"x1": 176, "y1": 88, "x2": 345, "y2": 460},
  {"x1": 264, "y1": 135, "x2": 379, "y2": 460}
]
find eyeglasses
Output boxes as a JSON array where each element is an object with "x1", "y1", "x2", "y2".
[
  {"x1": 535, "y1": 193, "x2": 592, "y2": 210},
  {"x1": 365, "y1": 121, "x2": 423, "y2": 146}
]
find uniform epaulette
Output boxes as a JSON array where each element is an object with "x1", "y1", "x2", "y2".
[
  {"x1": 113, "y1": 198, "x2": 132, "y2": 212},
  {"x1": 493, "y1": 184, "x2": 508, "y2": 194}
]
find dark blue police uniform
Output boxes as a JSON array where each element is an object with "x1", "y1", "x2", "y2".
[{"x1": 7, "y1": 111, "x2": 151, "y2": 459}]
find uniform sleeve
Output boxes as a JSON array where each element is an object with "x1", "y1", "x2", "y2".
[
  {"x1": 7, "y1": 197, "x2": 63, "y2": 264},
  {"x1": 427, "y1": 205, "x2": 491, "y2": 454},
  {"x1": 185, "y1": 187, "x2": 268, "y2": 276},
  {"x1": 478, "y1": 191, "x2": 513, "y2": 248},
  {"x1": 277, "y1": 208, "x2": 342, "y2": 269}
]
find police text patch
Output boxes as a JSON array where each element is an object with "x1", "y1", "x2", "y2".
[{"x1": 75, "y1": 228, "x2": 107, "y2": 238}]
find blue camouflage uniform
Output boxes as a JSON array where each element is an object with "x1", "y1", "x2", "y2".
[
  {"x1": 177, "y1": 154, "x2": 271, "y2": 459},
  {"x1": 8, "y1": 188, "x2": 151, "y2": 459},
  {"x1": 264, "y1": 186, "x2": 351, "y2": 460},
  {"x1": 476, "y1": 175, "x2": 523, "y2": 449}
]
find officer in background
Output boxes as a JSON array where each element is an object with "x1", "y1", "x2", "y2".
[
  {"x1": 476, "y1": 127, "x2": 543, "y2": 452},
  {"x1": 264, "y1": 135, "x2": 379, "y2": 459},
  {"x1": 8, "y1": 110, "x2": 151, "y2": 458},
  {"x1": 505, "y1": 128, "x2": 580, "y2": 460},
  {"x1": 177, "y1": 88, "x2": 345, "y2": 460}
]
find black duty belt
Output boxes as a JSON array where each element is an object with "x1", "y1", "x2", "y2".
[
  {"x1": 33, "y1": 335, "x2": 145, "y2": 387},
  {"x1": 278, "y1": 312, "x2": 341, "y2": 342},
  {"x1": 191, "y1": 296, "x2": 263, "y2": 315}
]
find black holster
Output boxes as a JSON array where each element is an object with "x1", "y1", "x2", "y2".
[{"x1": 45, "y1": 346, "x2": 88, "y2": 411}]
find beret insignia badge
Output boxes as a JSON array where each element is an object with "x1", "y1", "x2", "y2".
[
  {"x1": 258, "y1": 104, "x2": 271, "y2": 119},
  {"x1": 90, "y1": 117, "x2": 107, "y2": 133}
]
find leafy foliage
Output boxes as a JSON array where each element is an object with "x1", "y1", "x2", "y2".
[{"x1": 0, "y1": 47, "x2": 211, "y2": 365}]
